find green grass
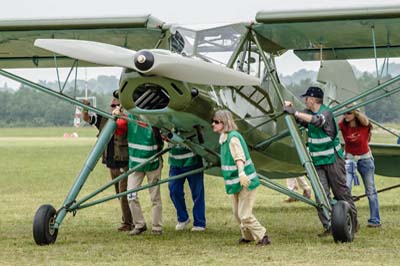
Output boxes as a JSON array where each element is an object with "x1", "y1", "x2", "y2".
[
  {"x1": 0, "y1": 128, "x2": 400, "y2": 266},
  {"x1": 0, "y1": 127, "x2": 97, "y2": 138}
]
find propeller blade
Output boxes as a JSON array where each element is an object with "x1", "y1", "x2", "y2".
[
  {"x1": 135, "y1": 49, "x2": 260, "y2": 86},
  {"x1": 34, "y1": 39, "x2": 137, "y2": 69}
]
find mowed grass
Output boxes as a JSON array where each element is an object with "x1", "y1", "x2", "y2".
[{"x1": 0, "y1": 127, "x2": 400, "y2": 266}]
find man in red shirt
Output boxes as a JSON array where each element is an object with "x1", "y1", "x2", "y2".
[{"x1": 339, "y1": 107, "x2": 381, "y2": 227}]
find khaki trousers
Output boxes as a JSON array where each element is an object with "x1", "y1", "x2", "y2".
[
  {"x1": 127, "y1": 163, "x2": 163, "y2": 231},
  {"x1": 109, "y1": 167, "x2": 133, "y2": 226},
  {"x1": 287, "y1": 176, "x2": 311, "y2": 191},
  {"x1": 232, "y1": 188, "x2": 266, "y2": 242}
]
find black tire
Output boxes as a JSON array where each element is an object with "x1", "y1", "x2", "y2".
[
  {"x1": 331, "y1": 200, "x2": 354, "y2": 243},
  {"x1": 33, "y1": 204, "x2": 58, "y2": 245}
]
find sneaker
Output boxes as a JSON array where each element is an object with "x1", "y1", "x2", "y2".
[
  {"x1": 317, "y1": 228, "x2": 331, "y2": 237},
  {"x1": 238, "y1": 237, "x2": 252, "y2": 245},
  {"x1": 118, "y1": 224, "x2": 133, "y2": 232},
  {"x1": 367, "y1": 223, "x2": 381, "y2": 228},
  {"x1": 175, "y1": 219, "x2": 190, "y2": 231},
  {"x1": 129, "y1": 224, "x2": 147, "y2": 236},
  {"x1": 256, "y1": 235, "x2": 271, "y2": 246},
  {"x1": 152, "y1": 229, "x2": 162, "y2": 235},
  {"x1": 191, "y1": 226, "x2": 205, "y2": 232}
]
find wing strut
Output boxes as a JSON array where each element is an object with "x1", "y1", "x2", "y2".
[{"x1": 371, "y1": 25, "x2": 380, "y2": 84}]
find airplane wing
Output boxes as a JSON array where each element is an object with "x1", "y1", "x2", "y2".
[
  {"x1": 370, "y1": 143, "x2": 400, "y2": 177},
  {"x1": 0, "y1": 15, "x2": 165, "y2": 68},
  {"x1": 253, "y1": 5, "x2": 400, "y2": 60}
]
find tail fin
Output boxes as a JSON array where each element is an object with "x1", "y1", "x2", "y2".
[{"x1": 317, "y1": 60, "x2": 359, "y2": 106}]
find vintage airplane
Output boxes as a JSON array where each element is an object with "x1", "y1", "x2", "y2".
[{"x1": 1, "y1": 4, "x2": 400, "y2": 245}]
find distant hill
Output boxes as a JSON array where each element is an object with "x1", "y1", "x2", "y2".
[
  {"x1": 279, "y1": 69, "x2": 318, "y2": 86},
  {"x1": 38, "y1": 75, "x2": 119, "y2": 95}
]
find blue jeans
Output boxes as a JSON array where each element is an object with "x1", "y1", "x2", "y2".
[
  {"x1": 168, "y1": 163, "x2": 206, "y2": 228},
  {"x1": 346, "y1": 158, "x2": 381, "y2": 225}
]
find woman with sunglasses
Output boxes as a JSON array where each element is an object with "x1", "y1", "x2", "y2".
[
  {"x1": 212, "y1": 109, "x2": 271, "y2": 246},
  {"x1": 339, "y1": 107, "x2": 381, "y2": 228}
]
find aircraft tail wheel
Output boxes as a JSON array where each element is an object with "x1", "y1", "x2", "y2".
[
  {"x1": 33, "y1": 204, "x2": 59, "y2": 245},
  {"x1": 331, "y1": 200, "x2": 354, "y2": 243}
]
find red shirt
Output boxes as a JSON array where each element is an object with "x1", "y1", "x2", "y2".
[{"x1": 339, "y1": 120, "x2": 371, "y2": 155}]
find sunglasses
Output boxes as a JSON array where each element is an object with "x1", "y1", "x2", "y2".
[
  {"x1": 211, "y1": 119, "x2": 222, "y2": 125},
  {"x1": 345, "y1": 111, "x2": 353, "y2": 115},
  {"x1": 110, "y1": 104, "x2": 121, "y2": 108}
]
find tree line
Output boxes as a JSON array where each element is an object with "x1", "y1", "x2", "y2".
[
  {"x1": 0, "y1": 76, "x2": 116, "y2": 127},
  {"x1": 0, "y1": 71, "x2": 399, "y2": 127}
]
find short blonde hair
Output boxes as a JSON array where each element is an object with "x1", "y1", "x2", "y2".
[{"x1": 213, "y1": 109, "x2": 238, "y2": 132}]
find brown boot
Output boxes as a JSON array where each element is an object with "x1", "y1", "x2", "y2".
[
  {"x1": 284, "y1": 197, "x2": 298, "y2": 203},
  {"x1": 303, "y1": 189, "x2": 312, "y2": 199},
  {"x1": 118, "y1": 224, "x2": 133, "y2": 232}
]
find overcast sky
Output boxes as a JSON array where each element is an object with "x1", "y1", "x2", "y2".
[{"x1": 1, "y1": 0, "x2": 399, "y2": 88}]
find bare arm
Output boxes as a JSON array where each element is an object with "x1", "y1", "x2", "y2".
[{"x1": 294, "y1": 111, "x2": 313, "y2": 123}]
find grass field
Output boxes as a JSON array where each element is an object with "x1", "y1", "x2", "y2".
[{"x1": 0, "y1": 127, "x2": 399, "y2": 266}]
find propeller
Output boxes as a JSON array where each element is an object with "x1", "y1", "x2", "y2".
[
  {"x1": 34, "y1": 39, "x2": 137, "y2": 69},
  {"x1": 34, "y1": 39, "x2": 260, "y2": 86}
]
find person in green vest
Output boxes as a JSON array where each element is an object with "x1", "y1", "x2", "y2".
[
  {"x1": 283, "y1": 86, "x2": 358, "y2": 237},
  {"x1": 126, "y1": 114, "x2": 164, "y2": 236},
  {"x1": 212, "y1": 109, "x2": 271, "y2": 246},
  {"x1": 168, "y1": 144, "x2": 206, "y2": 231},
  {"x1": 82, "y1": 94, "x2": 133, "y2": 232}
]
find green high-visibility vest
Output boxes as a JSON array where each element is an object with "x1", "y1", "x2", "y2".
[
  {"x1": 168, "y1": 145, "x2": 201, "y2": 168},
  {"x1": 127, "y1": 114, "x2": 160, "y2": 172},
  {"x1": 220, "y1": 131, "x2": 259, "y2": 194},
  {"x1": 307, "y1": 104, "x2": 344, "y2": 166}
]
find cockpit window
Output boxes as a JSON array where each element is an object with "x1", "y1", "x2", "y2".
[{"x1": 170, "y1": 24, "x2": 246, "y2": 65}]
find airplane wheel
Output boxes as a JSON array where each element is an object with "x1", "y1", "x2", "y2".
[
  {"x1": 331, "y1": 200, "x2": 354, "y2": 243},
  {"x1": 33, "y1": 204, "x2": 58, "y2": 245}
]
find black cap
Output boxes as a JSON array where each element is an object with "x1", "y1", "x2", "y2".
[
  {"x1": 113, "y1": 90, "x2": 119, "y2": 99},
  {"x1": 301, "y1": 86, "x2": 324, "y2": 99}
]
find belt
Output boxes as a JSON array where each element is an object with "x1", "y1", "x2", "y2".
[{"x1": 345, "y1": 151, "x2": 372, "y2": 161}]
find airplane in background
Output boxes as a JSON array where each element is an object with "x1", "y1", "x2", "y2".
[{"x1": 0, "y1": 4, "x2": 400, "y2": 245}]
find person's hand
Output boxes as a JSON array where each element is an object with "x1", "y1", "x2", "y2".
[
  {"x1": 112, "y1": 107, "x2": 122, "y2": 116},
  {"x1": 81, "y1": 99, "x2": 90, "y2": 106},
  {"x1": 284, "y1": 100, "x2": 293, "y2": 107},
  {"x1": 81, "y1": 99, "x2": 90, "y2": 112},
  {"x1": 239, "y1": 172, "x2": 250, "y2": 187},
  {"x1": 283, "y1": 105, "x2": 296, "y2": 115}
]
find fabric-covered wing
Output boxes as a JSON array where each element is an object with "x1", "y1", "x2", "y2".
[
  {"x1": 370, "y1": 144, "x2": 400, "y2": 177},
  {"x1": 0, "y1": 15, "x2": 165, "y2": 68},
  {"x1": 253, "y1": 5, "x2": 400, "y2": 61}
]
